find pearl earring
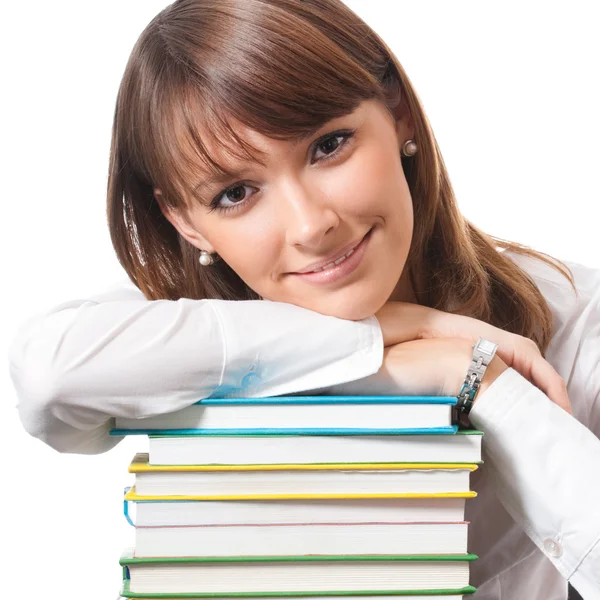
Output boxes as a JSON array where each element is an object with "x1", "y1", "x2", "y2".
[
  {"x1": 401, "y1": 139, "x2": 418, "y2": 157},
  {"x1": 199, "y1": 250, "x2": 215, "y2": 266}
]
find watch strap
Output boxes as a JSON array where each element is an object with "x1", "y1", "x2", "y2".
[{"x1": 456, "y1": 338, "x2": 498, "y2": 417}]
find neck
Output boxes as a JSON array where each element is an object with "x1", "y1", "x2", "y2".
[{"x1": 388, "y1": 266, "x2": 419, "y2": 304}]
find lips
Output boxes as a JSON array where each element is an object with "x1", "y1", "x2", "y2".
[
  {"x1": 291, "y1": 230, "x2": 370, "y2": 274},
  {"x1": 289, "y1": 227, "x2": 372, "y2": 286}
]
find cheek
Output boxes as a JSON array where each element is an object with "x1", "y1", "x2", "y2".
[
  {"x1": 211, "y1": 218, "x2": 281, "y2": 288},
  {"x1": 330, "y1": 140, "x2": 410, "y2": 217}
]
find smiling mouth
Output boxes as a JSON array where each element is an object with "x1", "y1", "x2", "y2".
[
  {"x1": 305, "y1": 245, "x2": 358, "y2": 273},
  {"x1": 291, "y1": 229, "x2": 372, "y2": 274},
  {"x1": 287, "y1": 227, "x2": 373, "y2": 286}
]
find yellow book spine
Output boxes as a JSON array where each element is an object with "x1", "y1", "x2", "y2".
[
  {"x1": 129, "y1": 454, "x2": 479, "y2": 473},
  {"x1": 124, "y1": 486, "x2": 477, "y2": 501}
]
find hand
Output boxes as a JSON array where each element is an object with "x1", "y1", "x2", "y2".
[
  {"x1": 324, "y1": 337, "x2": 507, "y2": 399},
  {"x1": 374, "y1": 301, "x2": 572, "y2": 414}
]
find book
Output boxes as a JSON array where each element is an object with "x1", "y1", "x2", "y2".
[
  {"x1": 120, "y1": 592, "x2": 473, "y2": 600},
  {"x1": 111, "y1": 396, "x2": 458, "y2": 436},
  {"x1": 128, "y1": 496, "x2": 468, "y2": 527},
  {"x1": 119, "y1": 595, "x2": 474, "y2": 600},
  {"x1": 146, "y1": 431, "x2": 482, "y2": 466},
  {"x1": 133, "y1": 521, "x2": 469, "y2": 558},
  {"x1": 116, "y1": 393, "x2": 481, "y2": 599},
  {"x1": 120, "y1": 551, "x2": 478, "y2": 595},
  {"x1": 128, "y1": 454, "x2": 478, "y2": 498}
]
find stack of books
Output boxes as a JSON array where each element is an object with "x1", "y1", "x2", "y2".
[{"x1": 111, "y1": 394, "x2": 483, "y2": 599}]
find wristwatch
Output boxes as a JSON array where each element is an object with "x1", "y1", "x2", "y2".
[{"x1": 455, "y1": 338, "x2": 499, "y2": 418}]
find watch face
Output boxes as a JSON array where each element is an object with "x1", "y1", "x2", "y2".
[{"x1": 477, "y1": 339, "x2": 497, "y2": 355}]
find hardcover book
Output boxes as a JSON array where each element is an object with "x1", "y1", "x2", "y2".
[
  {"x1": 146, "y1": 431, "x2": 483, "y2": 466},
  {"x1": 133, "y1": 521, "x2": 470, "y2": 558},
  {"x1": 120, "y1": 551, "x2": 478, "y2": 596},
  {"x1": 128, "y1": 454, "x2": 478, "y2": 498},
  {"x1": 111, "y1": 395, "x2": 458, "y2": 436}
]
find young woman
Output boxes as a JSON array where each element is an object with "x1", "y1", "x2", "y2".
[{"x1": 8, "y1": 1, "x2": 600, "y2": 598}]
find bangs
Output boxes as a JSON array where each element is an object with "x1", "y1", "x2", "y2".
[
  {"x1": 138, "y1": 0, "x2": 392, "y2": 206},
  {"x1": 163, "y1": 89, "x2": 363, "y2": 206}
]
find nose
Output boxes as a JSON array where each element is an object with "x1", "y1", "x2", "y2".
[{"x1": 278, "y1": 176, "x2": 339, "y2": 249}]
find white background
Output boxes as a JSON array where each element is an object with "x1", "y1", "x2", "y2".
[{"x1": 1, "y1": 1, "x2": 599, "y2": 598}]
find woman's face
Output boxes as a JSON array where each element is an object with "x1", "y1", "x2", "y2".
[{"x1": 163, "y1": 99, "x2": 416, "y2": 320}]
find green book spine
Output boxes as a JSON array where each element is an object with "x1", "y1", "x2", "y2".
[
  {"x1": 120, "y1": 580, "x2": 477, "y2": 598},
  {"x1": 120, "y1": 551, "x2": 479, "y2": 566}
]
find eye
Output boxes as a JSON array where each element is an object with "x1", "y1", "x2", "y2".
[
  {"x1": 312, "y1": 131, "x2": 354, "y2": 163},
  {"x1": 209, "y1": 183, "x2": 257, "y2": 213}
]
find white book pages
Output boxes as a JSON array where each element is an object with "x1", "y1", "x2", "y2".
[
  {"x1": 134, "y1": 467, "x2": 473, "y2": 496},
  {"x1": 134, "y1": 521, "x2": 469, "y2": 557},
  {"x1": 134, "y1": 497, "x2": 466, "y2": 527},
  {"x1": 148, "y1": 433, "x2": 482, "y2": 465},
  {"x1": 127, "y1": 560, "x2": 471, "y2": 594},
  {"x1": 116, "y1": 402, "x2": 452, "y2": 431}
]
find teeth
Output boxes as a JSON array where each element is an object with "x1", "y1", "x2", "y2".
[{"x1": 311, "y1": 248, "x2": 355, "y2": 273}]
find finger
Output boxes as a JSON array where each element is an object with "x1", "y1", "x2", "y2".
[
  {"x1": 492, "y1": 338, "x2": 572, "y2": 414},
  {"x1": 506, "y1": 343, "x2": 572, "y2": 413},
  {"x1": 492, "y1": 337, "x2": 539, "y2": 384},
  {"x1": 529, "y1": 355, "x2": 572, "y2": 414}
]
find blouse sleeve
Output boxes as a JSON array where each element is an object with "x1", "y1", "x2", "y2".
[
  {"x1": 469, "y1": 272, "x2": 600, "y2": 598},
  {"x1": 8, "y1": 279, "x2": 383, "y2": 455}
]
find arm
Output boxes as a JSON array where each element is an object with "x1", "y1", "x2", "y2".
[
  {"x1": 8, "y1": 278, "x2": 383, "y2": 455},
  {"x1": 469, "y1": 286, "x2": 600, "y2": 599}
]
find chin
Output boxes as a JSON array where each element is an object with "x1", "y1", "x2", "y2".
[
  {"x1": 307, "y1": 288, "x2": 390, "y2": 322},
  {"x1": 330, "y1": 305, "x2": 378, "y2": 321}
]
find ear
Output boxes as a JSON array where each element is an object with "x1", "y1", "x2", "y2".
[
  {"x1": 154, "y1": 189, "x2": 216, "y2": 253},
  {"x1": 390, "y1": 97, "x2": 415, "y2": 145}
]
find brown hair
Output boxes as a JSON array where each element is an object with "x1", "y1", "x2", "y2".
[{"x1": 107, "y1": 0, "x2": 575, "y2": 354}]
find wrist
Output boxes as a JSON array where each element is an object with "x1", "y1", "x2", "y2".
[
  {"x1": 375, "y1": 301, "x2": 431, "y2": 347},
  {"x1": 454, "y1": 339, "x2": 508, "y2": 408}
]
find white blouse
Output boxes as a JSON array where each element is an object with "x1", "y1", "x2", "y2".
[{"x1": 7, "y1": 251, "x2": 600, "y2": 599}]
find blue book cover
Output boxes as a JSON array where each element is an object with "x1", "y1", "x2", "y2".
[
  {"x1": 110, "y1": 395, "x2": 458, "y2": 437},
  {"x1": 110, "y1": 426, "x2": 458, "y2": 436},
  {"x1": 192, "y1": 396, "x2": 457, "y2": 406}
]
